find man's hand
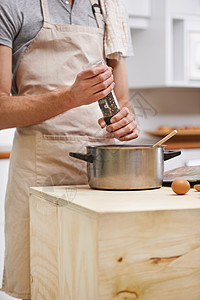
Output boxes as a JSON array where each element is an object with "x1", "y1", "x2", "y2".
[
  {"x1": 0, "y1": 45, "x2": 114, "y2": 129},
  {"x1": 69, "y1": 65, "x2": 115, "y2": 106},
  {"x1": 98, "y1": 107, "x2": 139, "y2": 141}
]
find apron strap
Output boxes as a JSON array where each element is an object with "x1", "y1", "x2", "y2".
[
  {"x1": 40, "y1": 0, "x2": 50, "y2": 24},
  {"x1": 89, "y1": 0, "x2": 104, "y2": 29}
]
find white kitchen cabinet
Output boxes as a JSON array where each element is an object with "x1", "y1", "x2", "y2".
[
  {"x1": 121, "y1": 0, "x2": 151, "y2": 29},
  {"x1": 126, "y1": 0, "x2": 200, "y2": 88}
]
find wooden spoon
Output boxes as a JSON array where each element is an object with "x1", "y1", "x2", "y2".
[{"x1": 152, "y1": 130, "x2": 178, "y2": 147}]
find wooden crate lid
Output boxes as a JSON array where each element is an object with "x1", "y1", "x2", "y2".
[{"x1": 30, "y1": 185, "x2": 200, "y2": 215}]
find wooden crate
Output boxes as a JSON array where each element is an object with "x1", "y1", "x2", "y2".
[{"x1": 29, "y1": 186, "x2": 200, "y2": 300}]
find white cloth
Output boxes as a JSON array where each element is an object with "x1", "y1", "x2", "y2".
[{"x1": 100, "y1": 0, "x2": 129, "y2": 60}]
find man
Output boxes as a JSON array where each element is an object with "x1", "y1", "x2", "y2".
[{"x1": 0, "y1": 0, "x2": 138, "y2": 298}]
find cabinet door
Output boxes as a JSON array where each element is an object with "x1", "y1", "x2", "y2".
[
  {"x1": 122, "y1": 0, "x2": 150, "y2": 17},
  {"x1": 121, "y1": 0, "x2": 151, "y2": 29},
  {"x1": 125, "y1": 0, "x2": 200, "y2": 88},
  {"x1": 186, "y1": 21, "x2": 200, "y2": 81},
  {"x1": 173, "y1": 18, "x2": 200, "y2": 84}
]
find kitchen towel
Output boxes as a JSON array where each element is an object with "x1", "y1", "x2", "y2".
[{"x1": 100, "y1": 0, "x2": 130, "y2": 60}]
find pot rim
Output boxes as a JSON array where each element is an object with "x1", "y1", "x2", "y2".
[{"x1": 87, "y1": 144, "x2": 166, "y2": 150}]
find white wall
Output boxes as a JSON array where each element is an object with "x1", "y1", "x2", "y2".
[
  {"x1": 129, "y1": 87, "x2": 200, "y2": 137},
  {"x1": 127, "y1": 87, "x2": 200, "y2": 170},
  {"x1": 0, "y1": 128, "x2": 13, "y2": 296},
  {"x1": 0, "y1": 129, "x2": 15, "y2": 149},
  {"x1": 0, "y1": 159, "x2": 9, "y2": 224},
  {"x1": 0, "y1": 159, "x2": 10, "y2": 295}
]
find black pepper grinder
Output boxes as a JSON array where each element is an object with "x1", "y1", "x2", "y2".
[{"x1": 84, "y1": 59, "x2": 120, "y2": 125}]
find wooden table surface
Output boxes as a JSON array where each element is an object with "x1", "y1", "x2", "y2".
[{"x1": 30, "y1": 185, "x2": 200, "y2": 214}]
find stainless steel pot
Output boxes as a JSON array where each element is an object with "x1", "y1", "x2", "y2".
[{"x1": 69, "y1": 145, "x2": 181, "y2": 190}]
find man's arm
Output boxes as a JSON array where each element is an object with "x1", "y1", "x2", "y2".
[
  {"x1": 98, "y1": 58, "x2": 139, "y2": 141},
  {"x1": 0, "y1": 45, "x2": 114, "y2": 130}
]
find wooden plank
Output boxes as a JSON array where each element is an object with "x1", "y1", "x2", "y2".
[
  {"x1": 30, "y1": 186, "x2": 200, "y2": 214},
  {"x1": 57, "y1": 206, "x2": 98, "y2": 300},
  {"x1": 30, "y1": 194, "x2": 59, "y2": 299},
  {"x1": 30, "y1": 193, "x2": 99, "y2": 300},
  {"x1": 98, "y1": 210, "x2": 200, "y2": 300}
]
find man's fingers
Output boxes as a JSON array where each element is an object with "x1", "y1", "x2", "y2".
[
  {"x1": 110, "y1": 107, "x2": 130, "y2": 123},
  {"x1": 98, "y1": 104, "x2": 139, "y2": 142},
  {"x1": 91, "y1": 82, "x2": 115, "y2": 102},
  {"x1": 88, "y1": 67, "x2": 113, "y2": 90},
  {"x1": 81, "y1": 65, "x2": 109, "y2": 79},
  {"x1": 107, "y1": 112, "x2": 134, "y2": 133},
  {"x1": 91, "y1": 74, "x2": 114, "y2": 94},
  {"x1": 118, "y1": 129, "x2": 139, "y2": 141},
  {"x1": 108, "y1": 121, "x2": 137, "y2": 139},
  {"x1": 98, "y1": 117, "x2": 106, "y2": 128}
]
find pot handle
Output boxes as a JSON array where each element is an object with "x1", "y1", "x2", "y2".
[
  {"x1": 69, "y1": 152, "x2": 94, "y2": 163},
  {"x1": 164, "y1": 150, "x2": 181, "y2": 161}
]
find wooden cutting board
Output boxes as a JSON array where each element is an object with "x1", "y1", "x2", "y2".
[{"x1": 164, "y1": 166, "x2": 200, "y2": 183}]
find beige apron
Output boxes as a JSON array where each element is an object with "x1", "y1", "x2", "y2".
[{"x1": 1, "y1": 0, "x2": 113, "y2": 298}]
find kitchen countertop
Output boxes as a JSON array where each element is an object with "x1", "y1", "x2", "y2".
[
  {"x1": 0, "y1": 146, "x2": 12, "y2": 159},
  {"x1": 30, "y1": 185, "x2": 200, "y2": 215},
  {"x1": 0, "y1": 152, "x2": 10, "y2": 159},
  {"x1": 0, "y1": 149, "x2": 10, "y2": 159}
]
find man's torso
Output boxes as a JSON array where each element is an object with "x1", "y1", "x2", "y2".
[{"x1": 0, "y1": 0, "x2": 102, "y2": 93}]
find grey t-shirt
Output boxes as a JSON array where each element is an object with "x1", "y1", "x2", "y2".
[{"x1": 0, "y1": 0, "x2": 133, "y2": 94}]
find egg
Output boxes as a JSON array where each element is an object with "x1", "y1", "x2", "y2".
[
  {"x1": 194, "y1": 185, "x2": 200, "y2": 192},
  {"x1": 171, "y1": 178, "x2": 190, "y2": 195}
]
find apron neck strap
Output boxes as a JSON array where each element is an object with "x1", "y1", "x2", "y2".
[
  {"x1": 41, "y1": 0, "x2": 50, "y2": 24},
  {"x1": 89, "y1": 0, "x2": 104, "y2": 29}
]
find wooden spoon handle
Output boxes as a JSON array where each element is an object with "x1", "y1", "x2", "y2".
[{"x1": 153, "y1": 130, "x2": 178, "y2": 147}]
